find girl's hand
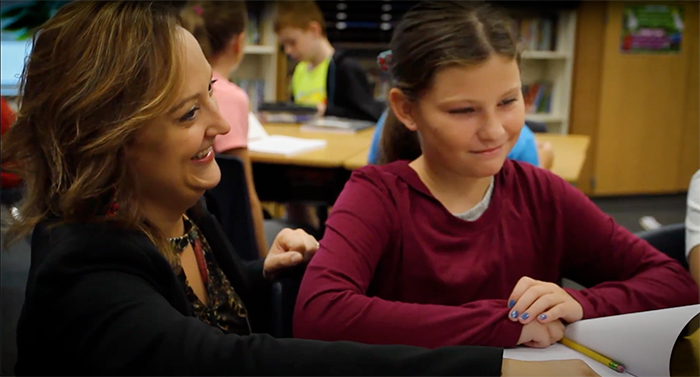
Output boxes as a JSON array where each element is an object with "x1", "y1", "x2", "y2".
[{"x1": 507, "y1": 276, "x2": 584, "y2": 325}]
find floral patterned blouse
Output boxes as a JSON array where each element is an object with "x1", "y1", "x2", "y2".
[{"x1": 175, "y1": 217, "x2": 252, "y2": 335}]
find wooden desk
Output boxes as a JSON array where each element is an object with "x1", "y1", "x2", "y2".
[
  {"x1": 251, "y1": 126, "x2": 590, "y2": 209},
  {"x1": 250, "y1": 124, "x2": 374, "y2": 206},
  {"x1": 343, "y1": 147, "x2": 371, "y2": 171},
  {"x1": 343, "y1": 134, "x2": 591, "y2": 184},
  {"x1": 535, "y1": 134, "x2": 590, "y2": 183},
  {"x1": 249, "y1": 124, "x2": 375, "y2": 168}
]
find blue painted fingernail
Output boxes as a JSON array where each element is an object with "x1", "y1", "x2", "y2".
[
  {"x1": 520, "y1": 312, "x2": 530, "y2": 320},
  {"x1": 510, "y1": 310, "x2": 519, "y2": 319},
  {"x1": 539, "y1": 314, "x2": 547, "y2": 320},
  {"x1": 508, "y1": 299, "x2": 516, "y2": 308}
]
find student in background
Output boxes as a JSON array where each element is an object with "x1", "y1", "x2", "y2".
[
  {"x1": 368, "y1": 108, "x2": 554, "y2": 169},
  {"x1": 687, "y1": 170, "x2": 700, "y2": 285},
  {"x1": 274, "y1": 1, "x2": 384, "y2": 122},
  {"x1": 181, "y1": 1, "x2": 268, "y2": 257},
  {"x1": 294, "y1": 1, "x2": 698, "y2": 350},
  {"x1": 2, "y1": 2, "x2": 600, "y2": 376},
  {"x1": 274, "y1": 0, "x2": 386, "y2": 231}
]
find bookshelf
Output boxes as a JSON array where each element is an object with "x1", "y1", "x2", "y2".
[
  {"x1": 0, "y1": 1, "x2": 280, "y2": 105},
  {"x1": 244, "y1": 45, "x2": 276, "y2": 55},
  {"x1": 524, "y1": 113, "x2": 565, "y2": 123},
  {"x1": 231, "y1": 1, "x2": 279, "y2": 109},
  {"x1": 517, "y1": 10, "x2": 578, "y2": 134},
  {"x1": 314, "y1": 1, "x2": 578, "y2": 135},
  {"x1": 521, "y1": 51, "x2": 570, "y2": 60}
]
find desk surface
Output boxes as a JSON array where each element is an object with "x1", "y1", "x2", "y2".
[
  {"x1": 535, "y1": 134, "x2": 590, "y2": 183},
  {"x1": 255, "y1": 125, "x2": 590, "y2": 182},
  {"x1": 343, "y1": 147, "x2": 372, "y2": 171},
  {"x1": 343, "y1": 134, "x2": 591, "y2": 183},
  {"x1": 250, "y1": 124, "x2": 374, "y2": 168}
]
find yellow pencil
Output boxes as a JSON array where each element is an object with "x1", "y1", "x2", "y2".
[{"x1": 561, "y1": 337, "x2": 626, "y2": 373}]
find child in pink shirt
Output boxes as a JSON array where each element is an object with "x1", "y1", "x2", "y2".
[{"x1": 211, "y1": 70, "x2": 249, "y2": 153}]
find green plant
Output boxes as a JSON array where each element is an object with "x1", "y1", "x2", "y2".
[{"x1": 1, "y1": 1, "x2": 71, "y2": 40}]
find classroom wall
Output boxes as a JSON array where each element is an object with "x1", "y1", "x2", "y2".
[
  {"x1": 570, "y1": 1, "x2": 700, "y2": 196},
  {"x1": 569, "y1": 1, "x2": 606, "y2": 194},
  {"x1": 678, "y1": 3, "x2": 700, "y2": 190}
]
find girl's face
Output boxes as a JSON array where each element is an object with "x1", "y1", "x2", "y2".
[{"x1": 395, "y1": 55, "x2": 525, "y2": 179}]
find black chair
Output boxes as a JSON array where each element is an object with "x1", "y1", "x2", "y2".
[
  {"x1": 206, "y1": 154, "x2": 258, "y2": 261},
  {"x1": 566, "y1": 223, "x2": 690, "y2": 288},
  {"x1": 635, "y1": 223, "x2": 697, "y2": 335},
  {"x1": 269, "y1": 265, "x2": 306, "y2": 338},
  {"x1": 525, "y1": 121, "x2": 548, "y2": 133},
  {"x1": 635, "y1": 223, "x2": 688, "y2": 271},
  {"x1": 207, "y1": 154, "x2": 307, "y2": 337}
]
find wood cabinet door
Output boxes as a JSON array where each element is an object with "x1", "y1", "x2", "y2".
[{"x1": 594, "y1": 1, "x2": 698, "y2": 195}]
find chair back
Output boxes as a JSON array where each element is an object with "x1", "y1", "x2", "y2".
[
  {"x1": 270, "y1": 265, "x2": 306, "y2": 338},
  {"x1": 207, "y1": 154, "x2": 258, "y2": 261},
  {"x1": 525, "y1": 121, "x2": 548, "y2": 133},
  {"x1": 635, "y1": 223, "x2": 688, "y2": 270}
]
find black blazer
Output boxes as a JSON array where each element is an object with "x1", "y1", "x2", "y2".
[{"x1": 15, "y1": 199, "x2": 503, "y2": 376}]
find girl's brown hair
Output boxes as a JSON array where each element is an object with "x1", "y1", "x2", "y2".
[
  {"x1": 1, "y1": 1, "x2": 187, "y2": 266},
  {"x1": 181, "y1": 1, "x2": 248, "y2": 60},
  {"x1": 378, "y1": 1, "x2": 520, "y2": 164}
]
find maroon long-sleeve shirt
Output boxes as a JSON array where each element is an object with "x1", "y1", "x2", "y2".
[{"x1": 294, "y1": 160, "x2": 699, "y2": 348}]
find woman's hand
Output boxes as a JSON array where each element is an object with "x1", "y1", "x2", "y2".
[
  {"x1": 517, "y1": 318, "x2": 565, "y2": 348},
  {"x1": 507, "y1": 276, "x2": 584, "y2": 325},
  {"x1": 263, "y1": 228, "x2": 319, "y2": 279}
]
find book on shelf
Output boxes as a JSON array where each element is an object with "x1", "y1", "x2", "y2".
[
  {"x1": 538, "y1": 18, "x2": 554, "y2": 51},
  {"x1": 246, "y1": 11, "x2": 260, "y2": 45},
  {"x1": 300, "y1": 116, "x2": 375, "y2": 134},
  {"x1": 503, "y1": 304, "x2": 699, "y2": 377},
  {"x1": 234, "y1": 79, "x2": 265, "y2": 113},
  {"x1": 515, "y1": 16, "x2": 557, "y2": 52},
  {"x1": 522, "y1": 81, "x2": 553, "y2": 115}
]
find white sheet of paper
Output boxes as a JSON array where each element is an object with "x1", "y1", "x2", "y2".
[
  {"x1": 564, "y1": 304, "x2": 700, "y2": 377},
  {"x1": 504, "y1": 305, "x2": 700, "y2": 377},
  {"x1": 504, "y1": 343, "x2": 632, "y2": 377},
  {"x1": 248, "y1": 135, "x2": 326, "y2": 156},
  {"x1": 247, "y1": 112, "x2": 268, "y2": 141}
]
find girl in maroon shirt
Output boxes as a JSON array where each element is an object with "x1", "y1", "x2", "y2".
[{"x1": 293, "y1": 1, "x2": 698, "y2": 349}]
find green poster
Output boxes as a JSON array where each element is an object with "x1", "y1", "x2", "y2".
[{"x1": 621, "y1": 4, "x2": 684, "y2": 53}]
